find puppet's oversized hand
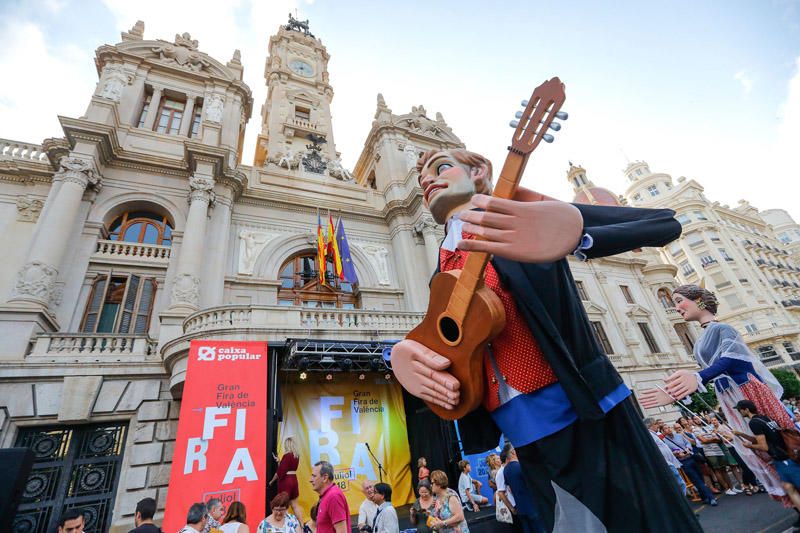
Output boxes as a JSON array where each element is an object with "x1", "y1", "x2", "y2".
[
  {"x1": 390, "y1": 339, "x2": 460, "y2": 410},
  {"x1": 638, "y1": 387, "x2": 675, "y2": 409},
  {"x1": 666, "y1": 369, "x2": 700, "y2": 399},
  {"x1": 458, "y1": 187, "x2": 583, "y2": 263}
]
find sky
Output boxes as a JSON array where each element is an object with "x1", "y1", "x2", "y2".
[{"x1": 1, "y1": 0, "x2": 799, "y2": 219}]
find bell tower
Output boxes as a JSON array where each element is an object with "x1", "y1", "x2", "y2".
[{"x1": 254, "y1": 15, "x2": 339, "y2": 173}]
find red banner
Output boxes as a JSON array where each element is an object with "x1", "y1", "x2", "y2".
[{"x1": 163, "y1": 340, "x2": 268, "y2": 532}]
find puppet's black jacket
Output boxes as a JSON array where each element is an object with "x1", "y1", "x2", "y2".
[{"x1": 435, "y1": 203, "x2": 683, "y2": 453}]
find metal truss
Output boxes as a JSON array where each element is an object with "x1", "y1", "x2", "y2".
[{"x1": 282, "y1": 338, "x2": 397, "y2": 373}]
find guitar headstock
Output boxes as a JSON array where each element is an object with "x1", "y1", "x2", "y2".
[{"x1": 509, "y1": 77, "x2": 567, "y2": 155}]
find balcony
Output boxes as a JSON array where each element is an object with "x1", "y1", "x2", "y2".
[
  {"x1": 283, "y1": 118, "x2": 323, "y2": 138},
  {"x1": 182, "y1": 305, "x2": 425, "y2": 336},
  {"x1": 743, "y1": 325, "x2": 800, "y2": 342},
  {"x1": 30, "y1": 333, "x2": 156, "y2": 358},
  {"x1": 91, "y1": 239, "x2": 171, "y2": 266},
  {"x1": 0, "y1": 138, "x2": 48, "y2": 162}
]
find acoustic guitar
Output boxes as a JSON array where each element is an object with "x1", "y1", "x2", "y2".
[{"x1": 407, "y1": 77, "x2": 568, "y2": 420}]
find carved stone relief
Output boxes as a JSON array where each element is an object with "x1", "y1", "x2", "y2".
[
  {"x1": 98, "y1": 65, "x2": 132, "y2": 102},
  {"x1": 14, "y1": 261, "x2": 58, "y2": 302},
  {"x1": 205, "y1": 94, "x2": 225, "y2": 123},
  {"x1": 361, "y1": 245, "x2": 391, "y2": 286},
  {"x1": 16, "y1": 195, "x2": 44, "y2": 222},
  {"x1": 171, "y1": 273, "x2": 200, "y2": 308},
  {"x1": 152, "y1": 33, "x2": 210, "y2": 72},
  {"x1": 238, "y1": 230, "x2": 277, "y2": 275}
]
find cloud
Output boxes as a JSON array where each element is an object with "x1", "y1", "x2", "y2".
[
  {"x1": 734, "y1": 70, "x2": 754, "y2": 94},
  {"x1": 0, "y1": 20, "x2": 95, "y2": 144}
]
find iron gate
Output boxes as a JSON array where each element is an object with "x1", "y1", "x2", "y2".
[{"x1": 12, "y1": 422, "x2": 128, "y2": 533}]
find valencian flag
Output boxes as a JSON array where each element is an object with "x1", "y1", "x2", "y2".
[
  {"x1": 336, "y1": 217, "x2": 359, "y2": 284},
  {"x1": 327, "y1": 213, "x2": 344, "y2": 280},
  {"x1": 316, "y1": 212, "x2": 327, "y2": 285}
]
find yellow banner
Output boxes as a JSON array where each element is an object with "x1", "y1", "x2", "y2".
[{"x1": 278, "y1": 380, "x2": 414, "y2": 515}]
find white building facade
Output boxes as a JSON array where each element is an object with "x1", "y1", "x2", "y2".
[{"x1": 0, "y1": 18, "x2": 793, "y2": 533}]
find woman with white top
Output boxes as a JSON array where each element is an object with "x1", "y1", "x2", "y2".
[{"x1": 221, "y1": 501, "x2": 250, "y2": 533}]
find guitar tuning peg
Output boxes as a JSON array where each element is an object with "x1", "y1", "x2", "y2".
[
  {"x1": 542, "y1": 134, "x2": 555, "y2": 143},
  {"x1": 548, "y1": 122, "x2": 561, "y2": 131},
  {"x1": 555, "y1": 111, "x2": 568, "y2": 120},
  {"x1": 515, "y1": 111, "x2": 523, "y2": 119},
  {"x1": 521, "y1": 99, "x2": 529, "y2": 107},
  {"x1": 509, "y1": 120, "x2": 519, "y2": 128}
]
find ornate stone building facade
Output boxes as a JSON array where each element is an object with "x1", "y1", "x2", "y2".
[{"x1": 0, "y1": 17, "x2": 793, "y2": 533}]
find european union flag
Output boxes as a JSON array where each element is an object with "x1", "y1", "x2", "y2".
[{"x1": 336, "y1": 218, "x2": 359, "y2": 285}]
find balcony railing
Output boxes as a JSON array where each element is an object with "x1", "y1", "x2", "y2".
[
  {"x1": 92, "y1": 239, "x2": 171, "y2": 265},
  {"x1": 183, "y1": 305, "x2": 425, "y2": 336},
  {"x1": 0, "y1": 138, "x2": 48, "y2": 161},
  {"x1": 30, "y1": 334, "x2": 156, "y2": 357}
]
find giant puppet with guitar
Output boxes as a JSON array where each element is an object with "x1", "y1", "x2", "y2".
[{"x1": 390, "y1": 79, "x2": 703, "y2": 532}]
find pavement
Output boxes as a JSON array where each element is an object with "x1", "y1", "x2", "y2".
[{"x1": 693, "y1": 491, "x2": 797, "y2": 533}]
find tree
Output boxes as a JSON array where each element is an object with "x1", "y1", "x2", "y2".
[
  {"x1": 771, "y1": 369, "x2": 800, "y2": 399},
  {"x1": 685, "y1": 389, "x2": 718, "y2": 414}
]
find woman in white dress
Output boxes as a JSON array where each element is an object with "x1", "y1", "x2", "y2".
[{"x1": 221, "y1": 502, "x2": 250, "y2": 533}]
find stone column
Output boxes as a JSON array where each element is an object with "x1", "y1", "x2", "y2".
[
  {"x1": 414, "y1": 217, "x2": 441, "y2": 274},
  {"x1": 201, "y1": 188, "x2": 233, "y2": 308},
  {"x1": 142, "y1": 85, "x2": 163, "y2": 131},
  {"x1": 178, "y1": 96, "x2": 197, "y2": 137},
  {"x1": 10, "y1": 156, "x2": 101, "y2": 307},
  {"x1": 169, "y1": 175, "x2": 214, "y2": 312}
]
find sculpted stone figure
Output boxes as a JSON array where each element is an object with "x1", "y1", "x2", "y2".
[{"x1": 98, "y1": 65, "x2": 132, "y2": 102}]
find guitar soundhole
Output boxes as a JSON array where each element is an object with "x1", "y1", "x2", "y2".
[{"x1": 438, "y1": 316, "x2": 461, "y2": 344}]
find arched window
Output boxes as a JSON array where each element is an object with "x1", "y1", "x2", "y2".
[
  {"x1": 107, "y1": 211, "x2": 173, "y2": 246},
  {"x1": 657, "y1": 287, "x2": 674, "y2": 309},
  {"x1": 277, "y1": 252, "x2": 360, "y2": 309}
]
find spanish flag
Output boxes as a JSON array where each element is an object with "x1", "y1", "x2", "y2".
[
  {"x1": 317, "y1": 213, "x2": 327, "y2": 285},
  {"x1": 328, "y1": 213, "x2": 344, "y2": 280}
]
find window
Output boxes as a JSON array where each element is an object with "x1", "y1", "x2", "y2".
[
  {"x1": 664, "y1": 181, "x2": 672, "y2": 190},
  {"x1": 686, "y1": 232, "x2": 704, "y2": 247},
  {"x1": 676, "y1": 214, "x2": 691, "y2": 225},
  {"x1": 81, "y1": 274, "x2": 156, "y2": 334},
  {"x1": 680, "y1": 261, "x2": 695, "y2": 276},
  {"x1": 575, "y1": 280, "x2": 589, "y2": 301},
  {"x1": 636, "y1": 168, "x2": 643, "y2": 176},
  {"x1": 719, "y1": 248, "x2": 733, "y2": 261},
  {"x1": 783, "y1": 342, "x2": 799, "y2": 356},
  {"x1": 155, "y1": 98, "x2": 185, "y2": 135},
  {"x1": 657, "y1": 288, "x2": 674, "y2": 309},
  {"x1": 744, "y1": 323, "x2": 759, "y2": 334},
  {"x1": 620, "y1": 285, "x2": 635, "y2": 304},
  {"x1": 724, "y1": 293, "x2": 745, "y2": 309},
  {"x1": 709, "y1": 231, "x2": 721, "y2": 242},
  {"x1": 637, "y1": 322, "x2": 661, "y2": 353},
  {"x1": 190, "y1": 105, "x2": 203, "y2": 137},
  {"x1": 590, "y1": 321, "x2": 614, "y2": 354},
  {"x1": 137, "y1": 94, "x2": 151, "y2": 128},
  {"x1": 757, "y1": 345, "x2": 780, "y2": 362},
  {"x1": 277, "y1": 252, "x2": 360, "y2": 308},
  {"x1": 673, "y1": 323, "x2": 695, "y2": 355},
  {"x1": 647, "y1": 185, "x2": 659, "y2": 197},
  {"x1": 633, "y1": 193, "x2": 642, "y2": 202},
  {"x1": 107, "y1": 211, "x2": 173, "y2": 246},
  {"x1": 295, "y1": 106, "x2": 311, "y2": 121},
  {"x1": 693, "y1": 210, "x2": 708, "y2": 221},
  {"x1": 669, "y1": 242, "x2": 682, "y2": 256}
]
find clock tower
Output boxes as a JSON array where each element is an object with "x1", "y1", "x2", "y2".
[{"x1": 254, "y1": 16, "x2": 339, "y2": 174}]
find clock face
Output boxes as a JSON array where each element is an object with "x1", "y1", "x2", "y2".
[{"x1": 289, "y1": 59, "x2": 314, "y2": 77}]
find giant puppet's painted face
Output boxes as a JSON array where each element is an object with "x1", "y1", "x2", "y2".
[{"x1": 419, "y1": 151, "x2": 486, "y2": 224}]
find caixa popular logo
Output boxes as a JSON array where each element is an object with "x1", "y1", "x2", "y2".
[{"x1": 197, "y1": 346, "x2": 216, "y2": 361}]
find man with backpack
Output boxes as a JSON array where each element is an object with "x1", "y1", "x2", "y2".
[{"x1": 735, "y1": 399, "x2": 800, "y2": 511}]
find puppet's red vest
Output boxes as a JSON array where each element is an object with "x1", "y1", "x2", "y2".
[{"x1": 439, "y1": 240, "x2": 558, "y2": 412}]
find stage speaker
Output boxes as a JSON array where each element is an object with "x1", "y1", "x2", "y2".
[{"x1": 0, "y1": 447, "x2": 35, "y2": 532}]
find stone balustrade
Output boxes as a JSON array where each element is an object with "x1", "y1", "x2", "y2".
[
  {"x1": 289, "y1": 118, "x2": 319, "y2": 131},
  {"x1": 93, "y1": 239, "x2": 171, "y2": 265},
  {"x1": 0, "y1": 138, "x2": 48, "y2": 161},
  {"x1": 183, "y1": 305, "x2": 424, "y2": 335},
  {"x1": 31, "y1": 334, "x2": 156, "y2": 357}
]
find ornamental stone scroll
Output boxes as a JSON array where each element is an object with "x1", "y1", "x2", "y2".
[{"x1": 54, "y1": 156, "x2": 102, "y2": 192}]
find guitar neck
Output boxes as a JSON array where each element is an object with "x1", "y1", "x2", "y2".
[{"x1": 445, "y1": 151, "x2": 528, "y2": 322}]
